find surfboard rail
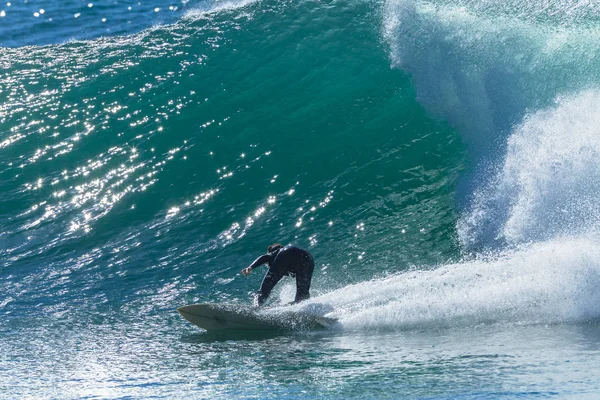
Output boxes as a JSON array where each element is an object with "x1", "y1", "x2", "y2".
[{"x1": 177, "y1": 303, "x2": 337, "y2": 332}]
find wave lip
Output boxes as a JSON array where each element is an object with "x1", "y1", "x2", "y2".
[
  {"x1": 383, "y1": 0, "x2": 600, "y2": 155},
  {"x1": 184, "y1": 0, "x2": 261, "y2": 18}
]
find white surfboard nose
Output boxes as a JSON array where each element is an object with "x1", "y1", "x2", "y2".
[{"x1": 177, "y1": 305, "x2": 199, "y2": 315}]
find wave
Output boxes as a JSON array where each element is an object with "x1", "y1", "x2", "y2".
[{"x1": 312, "y1": 0, "x2": 600, "y2": 331}]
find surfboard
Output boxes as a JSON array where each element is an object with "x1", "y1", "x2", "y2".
[{"x1": 177, "y1": 303, "x2": 337, "y2": 332}]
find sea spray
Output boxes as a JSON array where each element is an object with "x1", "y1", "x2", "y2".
[
  {"x1": 383, "y1": 0, "x2": 600, "y2": 156},
  {"x1": 296, "y1": 236, "x2": 600, "y2": 330},
  {"x1": 459, "y1": 90, "x2": 600, "y2": 248}
]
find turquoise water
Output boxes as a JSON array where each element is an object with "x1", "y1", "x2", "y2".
[{"x1": 2, "y1": 0, "x2": 600, "y2": 398}]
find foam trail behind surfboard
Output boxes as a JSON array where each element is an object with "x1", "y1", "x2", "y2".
[{"x1": 302, "y1": 236, "x2": 600, "y2": 331}]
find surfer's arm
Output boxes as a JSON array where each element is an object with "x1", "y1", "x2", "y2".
[{"x1": 241, "y1": 254, "x2": 271, "y2": 276}]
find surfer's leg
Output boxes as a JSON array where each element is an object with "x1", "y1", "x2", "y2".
[
  {"x1": 294, "y1": 255, "x2": 314, "y2": 303},
  {"x1": 256, "y1": 269, "x2": 284, "y2": 306}
]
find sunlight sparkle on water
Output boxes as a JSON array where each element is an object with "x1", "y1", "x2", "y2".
[{"x1": 167, "y1": 207, "x2": 180, "y2": 217}]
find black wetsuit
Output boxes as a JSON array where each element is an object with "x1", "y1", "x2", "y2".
[{"x1": 246, "y1": 245, "x2": 314, "y2": 306}]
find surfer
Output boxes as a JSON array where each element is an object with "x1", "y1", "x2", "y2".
[{"x1": 241, "y1": 244, "x2": 314, "y2": 306}]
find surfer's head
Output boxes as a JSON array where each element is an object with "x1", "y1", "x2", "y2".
[{"x1": 268, "y1": 243, "x2": 283, "y2": 253}]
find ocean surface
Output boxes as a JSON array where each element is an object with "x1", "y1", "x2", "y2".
[{"x1": 2, "y1": 0, "x2": 600, "y2": 398}]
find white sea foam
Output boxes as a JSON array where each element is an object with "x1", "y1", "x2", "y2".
[
  {"x1": 184, "y1": 0, "x2": 259, "y2": 18},
  {"x1": 284, "y1": 236, "x2": 600, "y2": 330},
  {"x1": 459, "y1": 90, "x2": 600, "y2": 248}
]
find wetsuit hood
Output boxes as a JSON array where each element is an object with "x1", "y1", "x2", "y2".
[{"x1": 267, "y1": 243, "x2": 283, "y2": 253}]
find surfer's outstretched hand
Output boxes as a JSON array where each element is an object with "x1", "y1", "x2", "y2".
[{"x1": 241, "y1": 267, "x2": 252, "y2": 276}]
